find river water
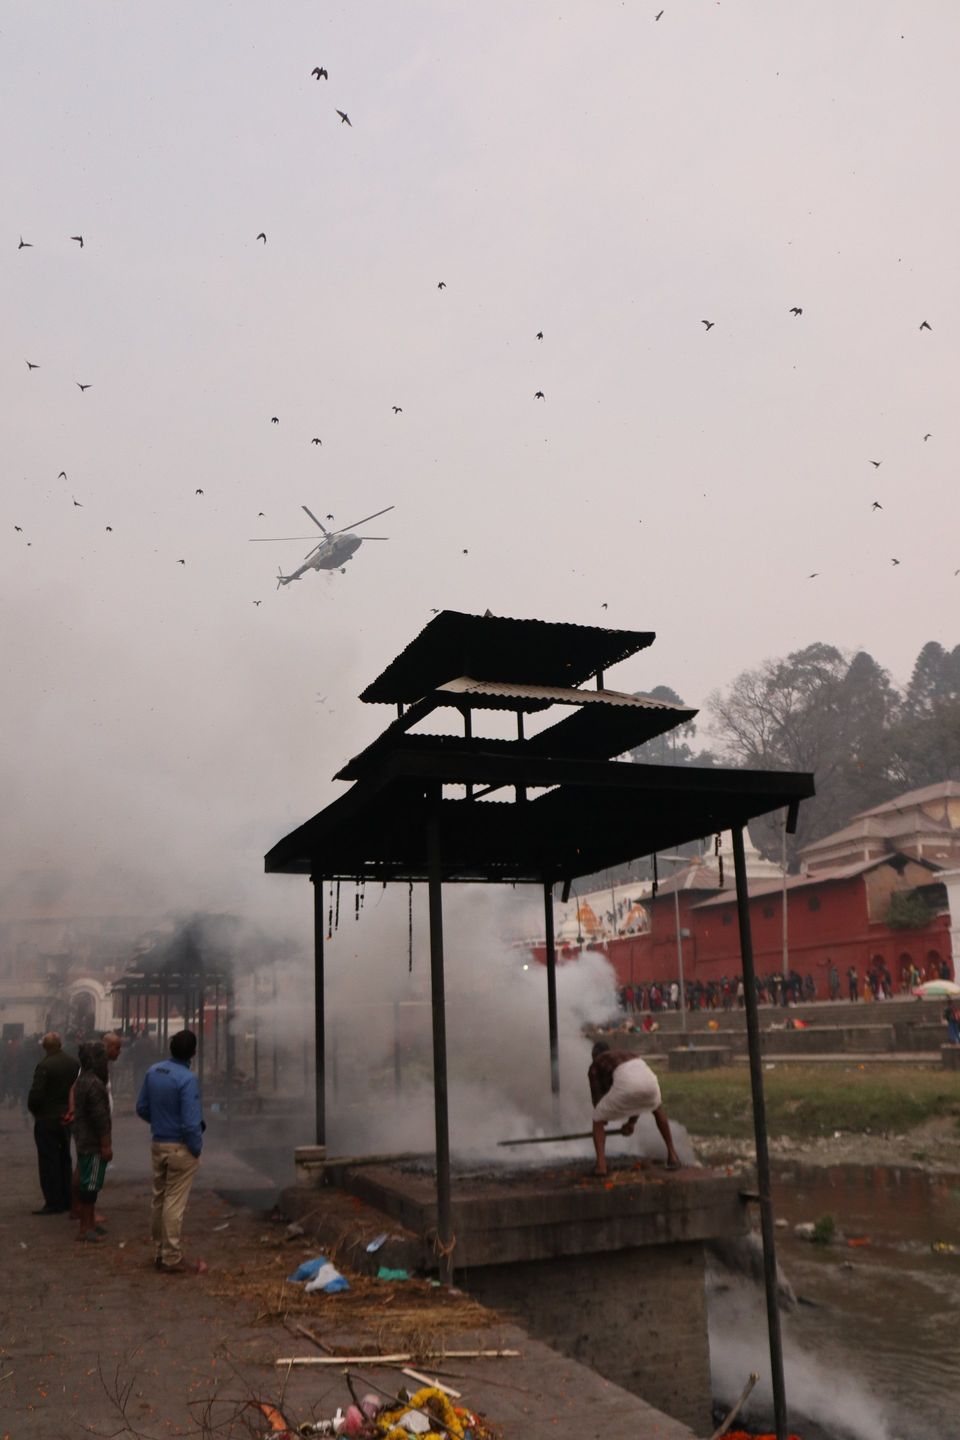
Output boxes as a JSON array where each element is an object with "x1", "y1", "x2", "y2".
[{"x1": 709, "y1": 1161, "x2": 960, "y2": 1440}]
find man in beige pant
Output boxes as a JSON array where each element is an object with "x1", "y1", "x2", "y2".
[{"x1": 136, "y1": 1030, "x2": 206, "y2": 1274}]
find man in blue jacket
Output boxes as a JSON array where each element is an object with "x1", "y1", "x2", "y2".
[{"x1": 136, "y1": 1029, "x2": 205, "y2": 1274}]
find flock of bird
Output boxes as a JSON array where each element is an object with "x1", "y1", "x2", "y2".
[{"x1": 10, "y1": 42, "x2": 955, "y2": 598}]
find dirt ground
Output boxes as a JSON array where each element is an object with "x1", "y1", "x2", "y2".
[{"x1": 2, "y1": 1110, "x2": 697, "y2": 1440}]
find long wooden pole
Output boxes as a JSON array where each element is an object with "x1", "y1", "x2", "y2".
[
  {"x1": 427, "y1": 808, "x2": 453, "y2": 1286},
  {"x1": 732, "y1": 826, "x2": 788, "y2": 1440},
  {"x1": 311, "y1": 874, "x2": 325, "y2": 1147}
]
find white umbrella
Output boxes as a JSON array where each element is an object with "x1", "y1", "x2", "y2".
[{"x1": 912, "y1": 979, "x2": 960, "y2": 999}]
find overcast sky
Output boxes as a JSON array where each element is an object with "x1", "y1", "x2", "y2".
[{"x1": 4, "y1": 2, "x2": 958, "y2": 920}]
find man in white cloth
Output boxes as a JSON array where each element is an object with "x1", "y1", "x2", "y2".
[{"x1": 588, "y1": 1041, "x2": 681, "y2": 1177}]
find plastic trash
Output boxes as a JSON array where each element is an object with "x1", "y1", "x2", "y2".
[
  {"x1": 394, "y1": 1412, "x2": 430, "y2": 1435},
  {"x1": 304, "y1": 1261, "x2": 349, "y2": 1295},
  {"x1": 366, "y1": 1231, "x2": 388, "y2": 1253},
  {"x1": 377, "y1": 1265, "x2": 410, "y2": 1281},
  {"x1": 287, "y1": 1256, "x2": 350, "y2": 1292}
]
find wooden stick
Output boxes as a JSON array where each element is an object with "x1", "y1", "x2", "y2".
[
  {"x1": 402, "y1": 1367, "x2": 461, "y2": 1397},
  {"x1": 275, "y1": 1348, "x2": 521, "y2": 1367},
  {"x1": 498, "y1": 1128, "x2": 618, "y2": 1146},
  {"x1": 291, "y1": 1321, "x2": 333, "y2": 1354},
  {"x1": 709, "y1": 1371, "x2": 759, "y2": 1440}
]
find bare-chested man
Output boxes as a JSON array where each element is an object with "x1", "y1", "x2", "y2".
[{"x1": 588, "y1": 1041, "x2": 681, "y2": 1177}]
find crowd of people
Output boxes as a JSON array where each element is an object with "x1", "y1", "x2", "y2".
[
  {"x1": 615, "y1": 954, "x2": 954, "y2": 1017},
  {"x1": 18, "y1": 1027, "x2": 208, "y2": 1274}
]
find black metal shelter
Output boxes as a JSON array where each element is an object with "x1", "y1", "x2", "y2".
[{"x1": 266, "y1": 610, "x2": 814, "y2": 1440}]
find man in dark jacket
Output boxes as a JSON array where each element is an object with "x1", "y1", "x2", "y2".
[
  {"x1": 27, "y1": 1032, "x2": 80, "y2": 1214},
  {"x1": 73, "y1": 1043, "x2": 113, "y2": 1242}
]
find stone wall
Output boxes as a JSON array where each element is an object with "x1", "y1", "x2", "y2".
[{"x1": 465, "y1": 1241, "x2": 712, "y2": 1435}]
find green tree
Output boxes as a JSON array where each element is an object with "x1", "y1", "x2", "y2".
[{"x1": 708, "y1": 643, "x2": 898, "y2": 864}]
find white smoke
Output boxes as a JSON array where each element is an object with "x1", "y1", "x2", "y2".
[
  {"x1": 709, "y1": 1281, "x2": 901, "y2": 1440},
  {"x1": 250, "y1": 881, "x2": 693, "y2": 1165}
]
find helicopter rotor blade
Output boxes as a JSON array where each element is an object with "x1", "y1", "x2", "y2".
[
  {"x1": 249, "y1": 536, "x2": 324, "y2": 542},
  {"x1": 357, "y1": 536, "x2": 389, "y2": 540},
  {"x1": 302, "y1": 505, "x2": 332, "y2": 535},
  {"x1": 331, "y1": 505, "x2": 395, "y2": 536}
]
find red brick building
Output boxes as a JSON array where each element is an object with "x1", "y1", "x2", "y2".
[{"x1": 538, "y1": 853, "x2": 952, "y2": 994}]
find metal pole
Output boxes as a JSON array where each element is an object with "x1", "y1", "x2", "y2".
[
  {"x1": 393, "y1": 999, "x2": 402, "y2": 1097},
  {"x1": 543, "y1": 881, "x2": 560, "y2": 1096},
  {"x1": 311, "y1": 875, "x2": 325, "y2": 1148},
  {"x1": 673, "y1": 884, "x2": 687, "y2": 1034},
  {"x1": 214, "y1": 979, "x2": 220, "y2": 1070},
  {"x1": 197, "y1": 984, "x2": 205, "y2": 1085},
  {"x1": 732, "y1": 826, "x2": 788, "y2": 1440},
  {"x1": 252, "y1": 978, "x2": 259, "y2": 1088},
  {"x1": 272, "y1": 965, "x2": 280, "y2": 1094},
  {"x1": 781, "y1": 814, "x2": 789, "y2": 977},
  {"x1": 427, "y1": 809, "x2": 454, "y2": 1286},
  {"x1": 224, "y1": 974, "x2": 236, "y2": 1131}
]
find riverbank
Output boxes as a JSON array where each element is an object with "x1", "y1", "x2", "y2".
[{"x1": 660, "y1": 1061, "x2": 960, "y2": 1171}]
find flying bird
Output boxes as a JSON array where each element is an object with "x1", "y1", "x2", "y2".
[
  {"x1": 311, "y1": 437, "x2": 322, "y2": 445},
  {"x1": 601, "y1": 602, "x2": 608, "y2": 609},
  {"x1": 72, "y1": 498, "x2": 82, "y2": 507},
  {"x1": 437, "y1": 281, "x2": 446, "y2": 289},
  {"x1": 70, "y1": 235, "x2": 84, "y2": 248},
  {"x1": 789, "y1": 306, "x2": 803, "y2": 316},
  {"x1": 256, "y1": 232, "x2": 267, "y2": 243},
  {"x1": 869, "y1": 460, "x2": 882, "y2": 468},
  {"x1": 105, "y1": 526, "x2": 112, "y2": 532},
  {"x1": 655, "y1": 9, "x2": 664, "y2": 17},
  {"x1": 177, "y1": 558, "x2": 185, "y2": 565},
  {"x1": 534, "y1": 390, "x2": 545, "y2": 399},
  {"x1": 891, "y1": 557, "x2": 900, "y2": 565},
  {"x1": 536, "y1": 331, "x2": 543, "y2": 340},
  {"x1": 195, "y1": 488, "x2": 204, "y2": 495},
  {"x1": 25, "y1": 361, "x2": 39, "y2": 370},
  {"x1": 271, "y1": 416, "x2": 279, "y2": 423},
  {"x1": 702, "y1": 320, "x2": 714, "y2": 330},
  {"x1": 18, "y1": 236, "x2": 32, "y2": 249},
  {"x1": 312, "y1": 67, "x2": 328, "y2": 79},
  {"x1": 325, "y1": 513, "x2": 334, "y2": 520},
  {"x1": 871, "y1": 501, "x2": 883, "y2": 510},
  {"x1": 14, "y1": 525, "x2": 22, "y2": 532},
  {"x1": 253, "y1": 600, "x2": 262, "y2": 606},
  {"x1": 58, "y1": 471, "x2": 67, "y2": 480},
  {"x1": 919, "y1": 320, "x2": 932, "y2": 331},
  {"x1": 923, "y1": 433, "x2": 932, "y2": 441},
  {"x1": 430, "y1": 607, "x2": 440, "y2": 614},
  {"x1": 336, "y1": 110, "x2": 352, "y2": 126},
  {"x1": 808, "y1": 572, "x2": 819, "y2": 579},
  {"x1": 462, "y1": 548, "x2": 469, "y2": 554},
  {"x1": 77, "y1": 383, "x2": 91, "y2": 392},
  {"x1": 258, "y1": 511, "x2": 265, "y2": 517},
  {"x1": 392, "y1": 406, "x2": 403, "y2": 413}
]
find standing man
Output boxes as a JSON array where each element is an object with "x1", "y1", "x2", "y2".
[
  {"x1": 588, "y1": 1041, "x2": 681, "y2": 1177},
  {"x1": 27, "y1": 1032, "x2": 79, "y2": 1215},
  {"x1": 73, "y1": 1043, "x2": 113, "y2": 1242},
  {"x1": 136, "y1": 1030, "x2": 206, "y2": 1275}
]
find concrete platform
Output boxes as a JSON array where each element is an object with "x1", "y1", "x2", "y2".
[{"x1": 341, "y1": 1160, "x2": 749, "y2": 1267}]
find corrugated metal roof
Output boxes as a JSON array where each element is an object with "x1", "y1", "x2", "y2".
[
  {"x1": 436, "y1": 676, "x2": 695, "y2": 713},
  {"x1": 359, "y1": 610, "x2": 655, "y2": 704}
]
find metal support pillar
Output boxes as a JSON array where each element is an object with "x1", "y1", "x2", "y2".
[
  {"x1": 427, "y1": 810, "x2": 454, "y2": 1286},
  {"x1": 214, "y1": 980, "x2": 220, "y2": 1070},
  {"x1": 543, "y1": 881, "x2": 560, "y2": 1096},
  {"x1": 224, "y1": 974, "x2": 236, "y2": 1130},
  {"x1": 732, "y1": 826, "x2": 788, "y2": 1440},
  {"x1": 197, "y1": 984, "x2": 206, "y2": 1084},
  {"x1": 311, "y1": 875, "x2": 325, "y2": 1147}
]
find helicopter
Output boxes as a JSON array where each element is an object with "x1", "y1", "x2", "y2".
[{"x1": 249, "y1": 505, "x2": 394, "y2": 587}]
